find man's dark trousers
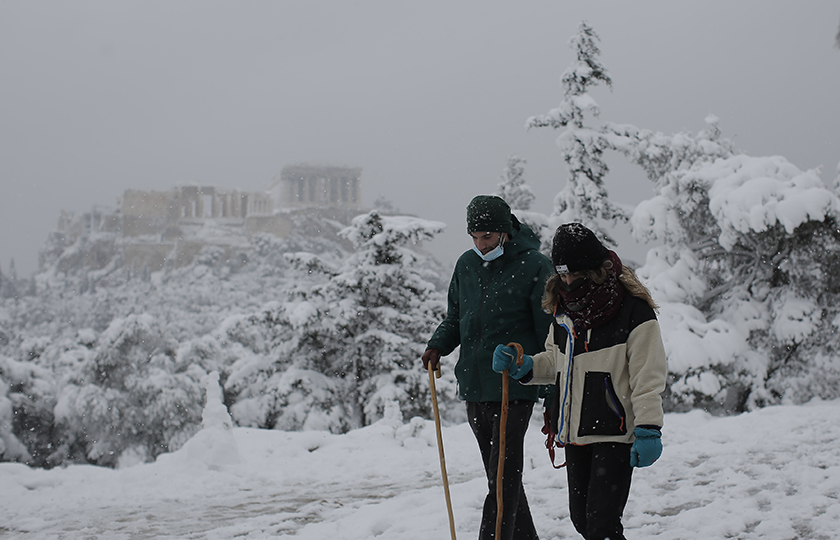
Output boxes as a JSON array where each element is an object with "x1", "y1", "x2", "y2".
[{"x1": 467, "y1": 400, "x2": 539, "y2": 540}]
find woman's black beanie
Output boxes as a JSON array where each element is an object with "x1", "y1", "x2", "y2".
[
  {"x1": 466, "y1": 195, "x2": 513, "y2": 234},
  {"x1": 551, "y1": 223, "x2": 609, "y2": 273}
]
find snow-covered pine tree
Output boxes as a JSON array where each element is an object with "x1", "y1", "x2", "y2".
[
  {"x1": 616, "y1": 117, "x2": 840, "y2": 412},
  {"x1": 323, "y1": 210, "x2": 447, "y2": 429},
  {"x1": 53, "y1": 314, "x2": 205, "y2": 467},
  {"x1": 0, "y1": 266, "x2": 6, "y2": 300},
  {"x1": 0, "y1": 260, "x2": 18, "y2": 300},
  {"x1": 834, "y1": 161, "x2": 840, "y2": 191},
  {"x1": 496, "y1": 155, "x2": 534, "y2": 211},
  {"x1": 527, "y1": 21, "x2": 627, "y2": 243},
  {"x1": 495, "y1": 155, "x2": 552, "y2": 248},
  {"x1": 0, "y1": 352, "x2": 47, "y2": 465},
  {"x1": 224, "y1": 210, "x2": 449, "y2": 433},
  {"x1": 607, "y1": 114, "x2": 736, "y2": 245},
  {"x1": 0, "y1": 360, "x2": 32, "y2": 463},
  {"x1": 222, "y1": 255, "x2": 349, "y2": 433}
]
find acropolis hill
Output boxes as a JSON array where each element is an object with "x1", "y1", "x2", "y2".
[{"x1": 42, "y1": 165, "x2": 363, "y2": 275}]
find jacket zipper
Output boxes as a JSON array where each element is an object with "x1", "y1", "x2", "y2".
[
  {"x1": 474, "y1": 263, "x2": 497, "y2": 401},
  {"x1": 603, "y1": 376, "x2": 627, "y2": 433}
]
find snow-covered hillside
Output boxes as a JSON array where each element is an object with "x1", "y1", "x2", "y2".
[
  {"x1": 1, "y1": 379, "x2": 838, "y2": 539},
  {"x1": 0, "y1": 210, "x2": 454, "y2": 468}
]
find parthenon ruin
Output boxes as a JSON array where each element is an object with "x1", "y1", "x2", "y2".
[{"x1": 269, "y1": 165, "x2": 362, "y2": 209}]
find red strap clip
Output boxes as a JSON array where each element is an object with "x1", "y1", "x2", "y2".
[{"x1": 541, "y1": 409, "x2": 566, "y2": 469}]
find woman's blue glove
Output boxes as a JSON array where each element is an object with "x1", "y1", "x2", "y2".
[
  {"x1": 492, "y1": 344, "x2": 533, "y2": 380},
  {"x1": 630, "y1": 427, "x2": 662, "y2": 467}
]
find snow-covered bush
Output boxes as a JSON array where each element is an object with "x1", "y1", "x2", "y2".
[
  {"x1": 0, "y1": 362, "x2": 33, "y2": 463},
  {"x1": 0, "y1": 351, "x2": 57, "y2": 466},
  {"x1": 631, "y1": 147, "x2": 840, "y2": 412},
  {"x1": 52, "y1": 314, "x2": 205, "y2": 467},
  {"x1": 224, "y1": 211, "x2": 450, "y2": 433}
]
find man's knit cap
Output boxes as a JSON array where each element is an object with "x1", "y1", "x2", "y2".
[{"x1": 466, "y1": 195, "x2": 513, "y2": 234}]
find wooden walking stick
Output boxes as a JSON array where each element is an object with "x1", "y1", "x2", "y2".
[
  {"x1": 428, "y1": 363, "x2": 457, "y2": 540},
  {"x1": 496, "y1": 342, "x2": 524, "y2": 540}
]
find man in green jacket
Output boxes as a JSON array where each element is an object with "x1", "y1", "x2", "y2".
[{"x1": 422, "y1": 195, "x2": 553, "y2": 540}]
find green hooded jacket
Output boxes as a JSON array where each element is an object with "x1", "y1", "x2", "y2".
[{"x1": 428, "y1": 218, "x2": 554, "y2": 402}]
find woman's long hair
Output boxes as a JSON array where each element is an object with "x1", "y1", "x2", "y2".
[{"x1": 542, "y1": 259, "x2": 659, "y2": 314}]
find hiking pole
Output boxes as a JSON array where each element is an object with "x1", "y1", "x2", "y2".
[
  {"x1": 496, "y1": 342, "x2": 524, "y2": 540},
  {"x1": 428, "y1": 363, "x2": 457, "y2": 540}
]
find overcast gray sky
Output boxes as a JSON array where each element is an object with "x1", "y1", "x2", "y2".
[{"x1": 2, "y1": 1, "x2": 839, "y2": 277}]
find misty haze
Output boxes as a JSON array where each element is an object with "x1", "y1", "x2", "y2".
[{"x1": 2, "y1": 3, "x2": 840, "y2": 539}]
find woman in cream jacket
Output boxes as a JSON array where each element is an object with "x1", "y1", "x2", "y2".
[{"x1": 494, "y1": 223, "x2": 667, "y2": 540}]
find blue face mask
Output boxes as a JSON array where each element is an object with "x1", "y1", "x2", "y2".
[{"x1": 472, "y1": 237, "x2": 505, "y2": 262}]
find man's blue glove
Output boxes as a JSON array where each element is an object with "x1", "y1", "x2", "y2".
[
  {"x1": 492, "y1": 344, "x2": 533, "y2": 380},
  {"x1": 630, "y1": 427, "x2": 662, "y2": 467}
]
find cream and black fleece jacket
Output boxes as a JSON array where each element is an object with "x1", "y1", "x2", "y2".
[{"x1": 524, "y1": 294, "x2": 667, "y2": 446}]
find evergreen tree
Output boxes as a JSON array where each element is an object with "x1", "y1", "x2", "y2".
[
  {"x1": 0, "y1": 260, "x2": 18, "y2": 300},
  {"x1": 496, "y1": 154, "x2": 534, "y2": 211},
  {"x1": 527, "y1": 21, "x2": 627, "y2": 242},
  {"x1": 1, "y1": 365, "x2": 33, "y2": 462},
  {"x1": 494, "y1": 155, "x2": 552, "y2": 249},
  {"x1": 834, "y1": 161, "x2": 840, "y2": 191},
  {"x1": 53, "y1": 314, "x2": 205, "y2": 467},
  {"x1": 329, "y1": 211, "x2": 447, "y2": 427},
  {"x1": 0, "y1": 354, "x2": 45, "y2": 465},
  {"x1": 222, "y1": 263, "x2": 348, "y2": 433},
  {"x1": 223, "y1": 211, "x2": 449, "y2": 433},
  {"x1": 616, "y1": 118, "x2": 840, "y2": 412},
  {"x1": 607, "y1": 114, "x2": 736, "y2": 245}
]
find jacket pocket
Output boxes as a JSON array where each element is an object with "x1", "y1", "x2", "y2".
[{"x1": 577, "y1": 371, "x2": 627, "y2": 437}]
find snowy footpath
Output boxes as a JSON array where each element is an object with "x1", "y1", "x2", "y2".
[{"x1": 2, "y1": 398, "x2": 839, "y2": 539}]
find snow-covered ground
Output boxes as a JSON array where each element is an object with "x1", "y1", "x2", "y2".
[{"x1": 2, "y1": 392, "x2": 839, "y2": 539}]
